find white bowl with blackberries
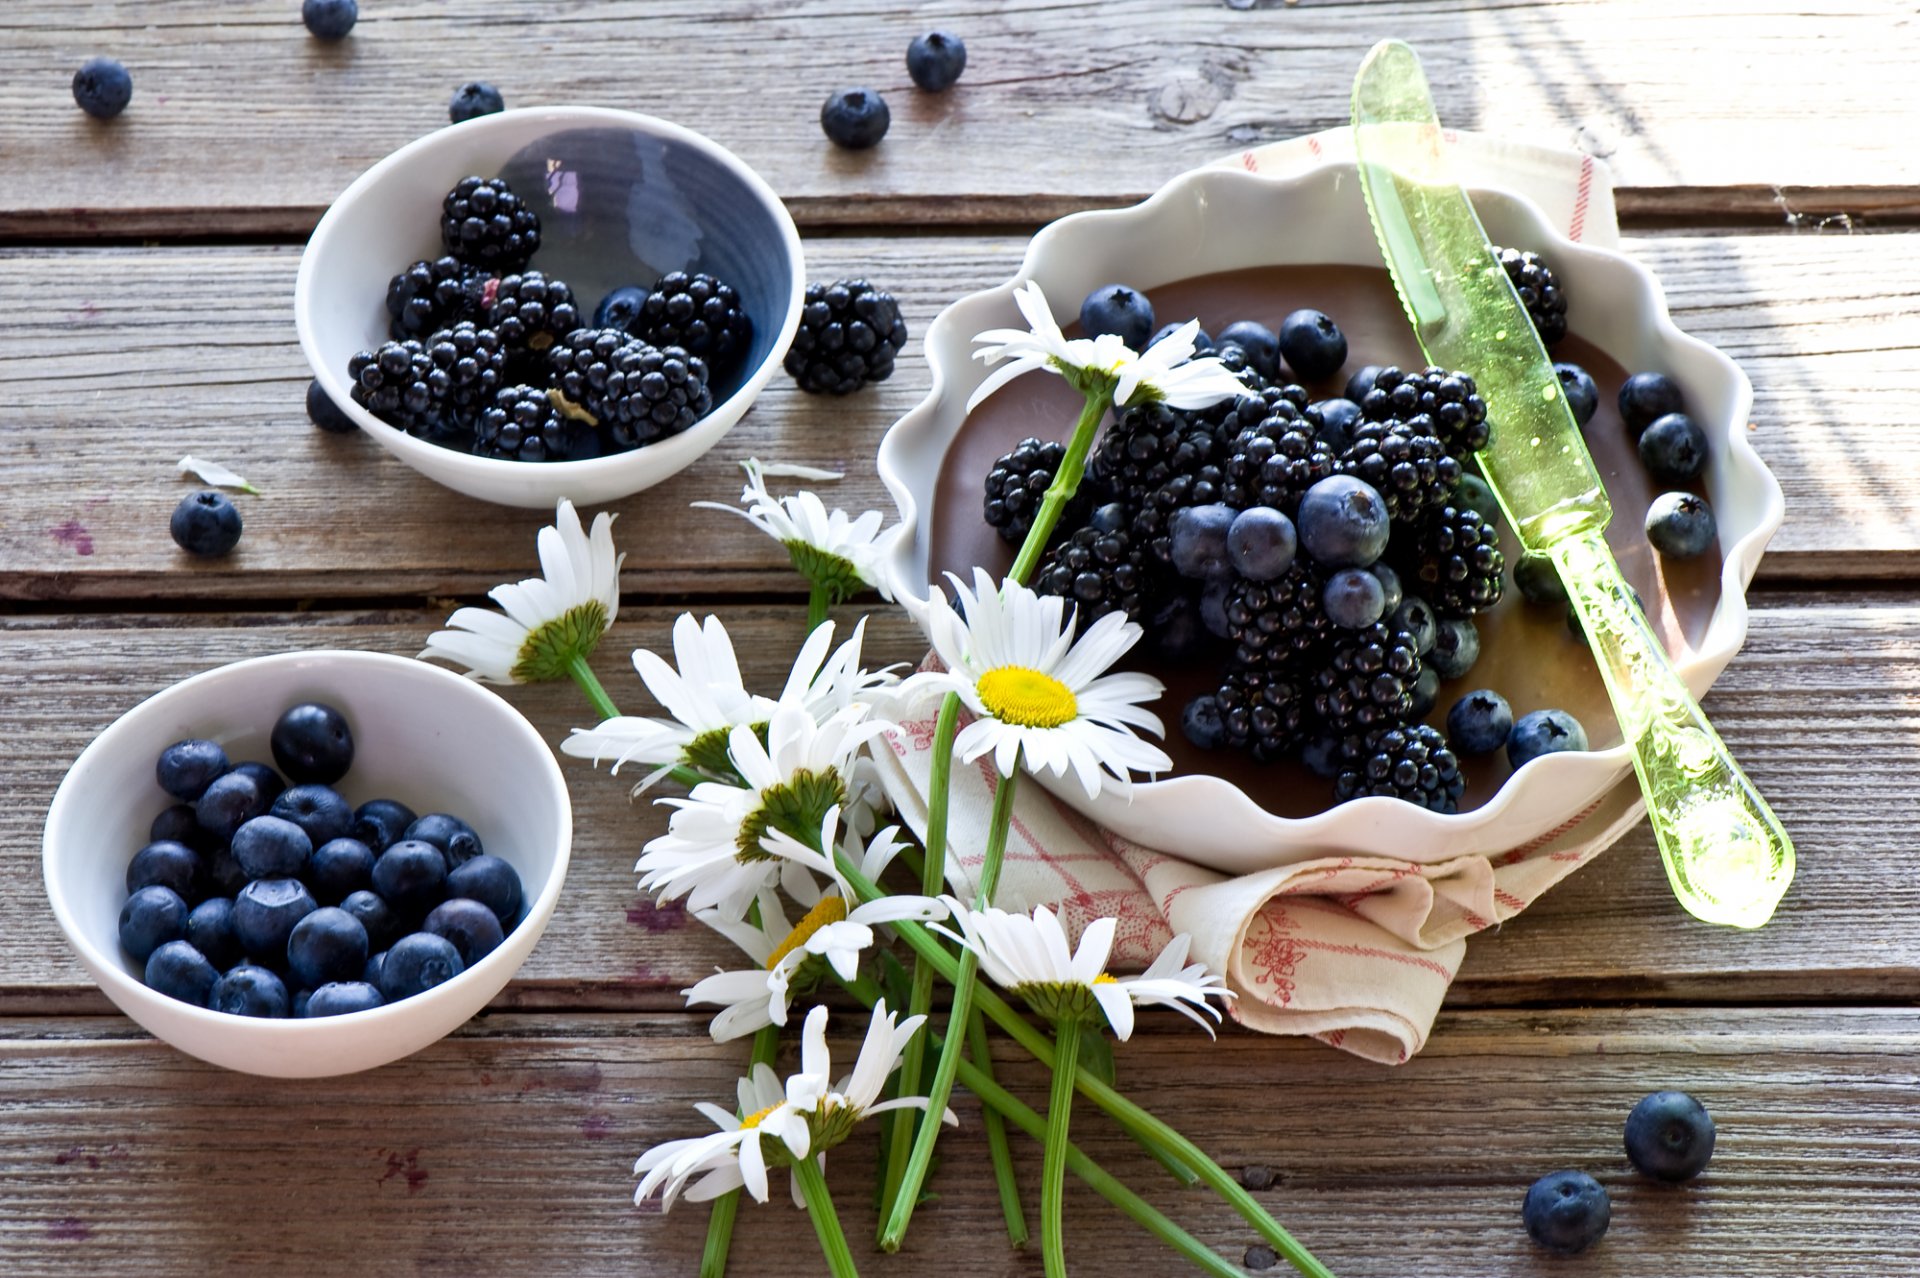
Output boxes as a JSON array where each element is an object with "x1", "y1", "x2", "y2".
[
  {"x1": 878, "y1": 159, "x2": 1785, "y2": 871},
  {"x1": 42, "y1": 651, "x2": 571, "y2": 1077}
]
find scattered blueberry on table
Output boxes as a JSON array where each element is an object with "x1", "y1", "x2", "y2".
[
  {"x1": 907, "y1": 31, "x2": 968, "y2": 92},
  {"x1": 449, "y1": 80, "x2": 506, "y2": 123},
  {"x1": 1624, "y1": 1090, "x2": 1716, "y2": 1181},
  {"x1": 820, "y1": 88, "x2": 890, "y2": 150},
  {"x1": 302, "y1": 0, "x2": 358, "y2": 41},
  {"x1": 306, "y1": 378, "x2": 358, "y2": 433},
  {"x1": 1522, "y1": 1169, "x2": 1610, "y2": 1253},
  {"x1": 72, "y1": 57, "x2": 132, "y2": 120},
  {"x1": 170, "y1": 491, "x2": 242, "y2": 558}
]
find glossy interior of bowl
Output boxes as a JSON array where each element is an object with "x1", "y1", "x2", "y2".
[{"x1": 42, "y1": 651, "x2": 572, "y2": 1076}]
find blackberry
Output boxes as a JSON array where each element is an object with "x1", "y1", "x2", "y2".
[
  {"x1": 1032, "y1": 517, "x2": 1153, "y2": 626},
  {"x1": 484, "y1": 271, "x2": 581, "y2": 358},
  {"x1": 1337, "y1": 418, "x2": 1460, "y2": 523},
  {"x1": 784, "y1": 278, "x2": 908, "y2": 395},
  {"x1": 1222, "y1": 404, "x2": 1337, "y2": 513},
  {"x1": 474, "y1": 384, "x2": 589, "y2": 463},
  {"x1": 1089, "y1": 401, "x2": 1218, "y2": 503},
  {"x1": 1333, "y1": 724, "x2": 1463, "y2": 812},
  {"x1": 1210, "y1": 344, "x2": 1271, "y2": 395},
  {"x1": 1495, "y1": 247, "x2": 1568, "y2": 347},
  {"x1": 386, "y1": 256, "x2": 484, "y2": 340},
  {"x1": 1310, "y1": 622, "x2": 1423, "y2": 735},
  {"x1": 440, "y1": 176, "x2": 540, "y2": 273},
  {"x1": 547, "y1": 328, "x2": 712, "y2": 449},
  {"x1": 347, "y1": 339, "x2": 435, "y2": 435},
  {"x1": 632, "y1": 271, "x2": 753, "y2": 368},
  {"x1": 984, "y1": 437, "x2": 1070, "y2": 547},
  {"x1": 1134, "y1": 462, "x2": 1227, "y2": 566},
  {"x1": 1222, "y1": 561, "x2": 1331, "y2": 669},
  {"x1": 1399, "y1": 503, "x2": 1506, "y2": 618},
  {"x1": 421, "y1": 321, "x2": 508, "y2": 434},
  {"x1": 1215, "y1": 668, "x2": 1311, "y2": 762},
  {"x1": 1356, "y1": 365, "x2": 1491, "y2": 460}
]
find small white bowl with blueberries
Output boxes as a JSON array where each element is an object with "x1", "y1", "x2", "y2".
[{"x1": 43, "y1": 651, "x2": 570, "y2": 1077}]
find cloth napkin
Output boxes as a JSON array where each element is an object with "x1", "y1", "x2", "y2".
[{"x1": 870, "y1": 130, "x2": 1641, "y2": 1065}]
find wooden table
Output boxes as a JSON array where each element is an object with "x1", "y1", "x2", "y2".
[{"x1": 5, "y1": 3, "x2": 1918, "y2": 1274}]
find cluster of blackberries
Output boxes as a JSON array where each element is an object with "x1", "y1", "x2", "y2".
[{"x1": 344, "y1": 176, "x2": 752, "y2": 462}]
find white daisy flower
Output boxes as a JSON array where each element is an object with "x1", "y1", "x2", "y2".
[
  {"x1": 788, "y1": 1001, "x2": 956, "y2": 1156},
  {"x1": 635, "y1": 704, "x2": 895, "y2": 920},
  {"x1": 694, "y1": 458, "x2": 895, "y2": 604},
  {"x1": 418, "y1": 499, "x2": 623, "y2": 683},
  {"x1": 633, "y1": 1062, "x2": 811, "y2": 1210},
  {"x1": 933, "y1": 901, "x2": 1231, "y2": 1040},
  {"x1": 906, "y1": 568, "x2": 1172, "y2": 800},
  {"x1": 968, "y1": 281, "x2": 1249, "y2": 412}
]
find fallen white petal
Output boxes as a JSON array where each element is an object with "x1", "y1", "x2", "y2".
[
  {"x1": 177, "y1": 456, "x2": 259, "y2": 495},
  {"x1": 745, "y1": 460, "x2": 844, "y2": 482}
]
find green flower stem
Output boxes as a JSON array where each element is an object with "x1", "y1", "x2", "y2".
[
  {"x1": 967, "y1": 1004, "x2": 1030, "y2": 1247},
  {"x1": 878, "y1": 765, "x2": 1020, "y2": 1252},
  {"x1": 566, "y1": 653, "x2": 621, "y2": 723},
  {"x1": 831, "y1": 850, "x2": 1335, "y2": 1278},
  {"x1": 791, "y1": 1155, "x2": 860, "y2": 1278},
  {"x1": 668, "y1": 765, "x2": 710, "y2": 790},
  {"x1": 1041, "y1": 1016, "x2": 1084, "y2": 1278},
  {"x1": 698, "y1": 1023, "x2": 783, "y2": 1278},
  {"x1": 836, "y1": 976, "x2": 1243, "y2": 1278},
  {"x1": 1007, "y1": 389, "x2": 1113, "y2": 586},
  {"x1": 807, "y1": 581, "x2": 831, "y2": 633},
  {"x1": 879, "y1": 693, "x2": 961, "y2": 1218}
]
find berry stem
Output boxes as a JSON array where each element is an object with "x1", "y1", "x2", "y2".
[
  {"x1": 1041, "y1": 1016, "x2": 1084, "y2": 1278},
  {"x1": 791, "y1": 1155, "x2": 860, "y2": 1278},
  {"x1": 697, "y1": 1022, "x2": 783, "y2": 1278},
  {"x1": 566, "y1": 653, "x2": 621, "y2": 722},
  {"x1": 1008, "y1": 389, "x2": 1113, "y2": 586}
]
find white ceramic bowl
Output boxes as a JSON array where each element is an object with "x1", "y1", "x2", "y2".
[
  {"x1": 877, "y1": 160, "x2": 1784, "y2": 873},
  {"x1": 296, "y1": 107, "x2": 806, "y2": 508},
  {"x1": 43, "y1": 651, "x2": 572, "y2": 1077}
]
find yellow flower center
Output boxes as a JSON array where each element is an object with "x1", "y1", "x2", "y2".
[
  {"x1": 765, "y1": 896, "x2": 849, "y2": 971},
  {"x1": 1093, "y1": 974, "x2": 1117, "y2": 985},
  {"x1": 739, "y1": 1105, "x2": 780, "y2": 1130},
  {"x1": 976, "y1": 666, "x2": 1078, "y2": 729}
]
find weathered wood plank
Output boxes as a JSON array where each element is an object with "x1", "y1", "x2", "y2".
[
  {"x1": 4, "y1": 0, "x2": 1918, "y2": 237},
  {"x1": 3, "y1": 229, "x2": 1918, "y2": 603},
  {"x1": 5, "y1": 597, "x2": 1917, "y2": 1012},
  {"x1": 0, "y1": 1007, "x2": 1914, "y2": 1276}
]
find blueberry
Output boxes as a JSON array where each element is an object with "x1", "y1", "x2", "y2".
[
  {"x1": 1216, "y1": 320, "x2": 1279, "y2": 380},
  {"x1": 1300, "y1": 735, "x2": 1340, "y2": 780},
  {"x1": 1181, "y1": 695, "x2": 1226, "y2": 751},
  {"x1": 301, "y1": 0, "x2": 358, "y2": 41},
  {"x1": 270, "y1": 702, "x2": 354, "y2": 785},
  {"x1": 446, "y1": 855, "x2": 525, "y2": 928},
  {"x1": 1226, "y1": 507, "x2": 1299, "y2": 581},
  {"x1": 593, "y1": 285, "x2": 647, "y2": 332},
  {"x1": 1369, "y1": 562, "x2": 1403, "y2": 614},
  {"x1": 1514, "y1": 553, "x2": 1566, "y2": 605},
  {"x1": 306, "y1": 379, "x2": 357, "y2": 433},
  {"x1": 308, "y1": 838, "x2": 376, "y2": 904},
  {"x1": 292, "y1": 989, "x2": 313, "y2": 1018},
  {"x1": 374, "y1": 840, "x2": 451, "y2": 914},
  {"x1": 1624, "y1": 1090, "x2": 1716, "y2": 1181},
  {"x1": 1446, "y1": 690, "x2": 1513, "y2": 756},
  {"x1": 1169, "y1": 503, "x2": 1237, "y2": 581},
  {"x1": 307, "y1": 981, "x2": 386, "y2": 1017},
  {"x1": 1507, "y1": 708, "x2": 1589, "y2": 769},
  {"x1": 1089, "y1": 501, "x2": 1128, "y2": 535},
  {"x1": 906, "y1": 30, "x2": 967, "y2": 92},
  {"x1": 271, "y1": 784, "x2": 354, "y2": 848},
  {"x1": 1311, "y1": 398, "x2": 1362, "y2": 453},
  {"x1": 1323, "y1": 567, "x2": 1386, "y2": 629},
  {"x1": 340, "y1": 889, "x2": 404, "y2": 950},
  {"x1": 156, "y1": 739, "x2": 229, "y2": 802},
  {"x1": 233, "y1": 878, "x2": 318, "y2": 963},
  {"x1": 1523, "y1": 1170, "x2": 1610, "y2": 1254},
  {"x1": 1646, "y1": 491, "x2": 1716, "y2": 558},
  {"x1": 350, "y1": 797, "x2": 418, "y2": 853},
  {"x1": 1389, "y1": 595, "x2": 1437, "y2": 656},
  {"x1": 820, "y1": 87, "x2": 890, "y2": 150},
  {"x1": 144, "y1": 940, "x2": 219, "y2": 1006},
  {"x1": 229, "y1": 761, "x2": 286, "y2": 802},
  {"x1": 1555, "y1": 362, "x2": 1598, "y2": 427},
  {"x1": 1638, "y1": 413, "x2": 1708, "y2": 484},
  {"x1": 150, "y1": 803, "x2": 204, "y2": 848},
  {"x1": 186, "y1": 897, "x2": 244, "y2": 970},
  {"x1": 204, "y1": 846, "x2": 249, "y2": 898},
  {"x1": 1618, "y1": 371, "x2": 1684, "y2": 435},
  {"x1": 118, "y1": 886, "x2": 189, "y2": 963},
  {"x1": 404, "y1": 813, "x2": 483, "y2": 867},
  {"x1": 1149, "y1": 321, "x2": 1211, "y2": 353},
  {"x1": 287, "y1": 907, "x2": 371, "y2": 989},
  {"x1": 1407, "y1": 667, "x2": 1441, "y2": 720},
  {"x1": 170, "y1": 491, "x2": 242, "y2": 558},
  {"x1": 126, "y1": 840, "x2": 202, "y2": 900},
  {"x1": 1455, "y1": 473, "x2": 1498, "y2": 522},
  {"x1": 72, "y1": 57, "x2": 132, "y2": 120},
  {"x1": 424, "y1": 898, "x2": 507, "y2": 966},
  {"x1": 1146, "y1": 594, "x2": 1206, "y2": 662},
  {"x1": 1295, "y1": 476, "x2": 1389, "y2": 569},
  {"x1": 1199, "y1": 580, "x2": 1232, "y2": 640},
  {"x1": 362, "y1": 950, "x2": 388, "y2": 987},
  {"x1": 209, "y1": 965, "x2": 290, "y2": 1018},
  {"x1": 1277, "y1": 309, "x2": 1346, "y2": 381},
  {"x1": 195, "y1": 772, "x2": 270, "y2": 844},
  {"x1": 449, "y1": 81, "x2": 506, "y2": 124},
  {"x1": 1079, "y1": 285, "x2": 1155, "y2": 350},
  {"x1": 230, "y1": 815, "x2": 313, "y2": 880},
  {"x1": 1428, "y1": 617, "x2": 1481, "y2": 680},
  {"x1": 380, "y1": 932, "x2": 466, "y2": 1002},
  {"x1": 1344, "y1": 364, "x2": 1385, "y2": 404}
]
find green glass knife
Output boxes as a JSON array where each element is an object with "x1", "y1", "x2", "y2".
[{"x1": 1350, "y1": 39, "x2": 1793, "y2": 928}]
